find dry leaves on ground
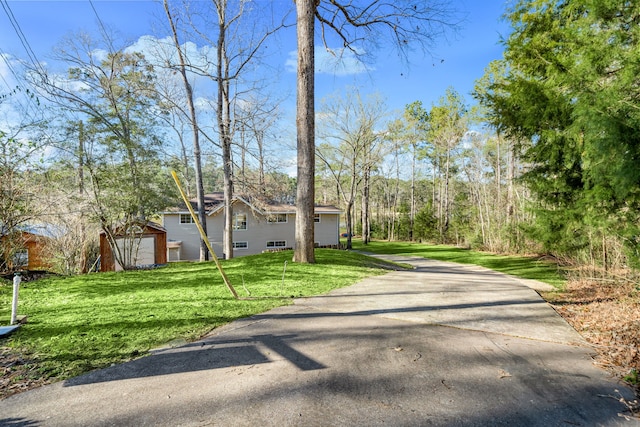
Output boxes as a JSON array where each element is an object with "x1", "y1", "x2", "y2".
[
  {"x1": 544, "y1": 278, "x2": 639, "y2": 401},
  {"x1": 0, "y1": 346, "x2": 49, "y2": 400}
]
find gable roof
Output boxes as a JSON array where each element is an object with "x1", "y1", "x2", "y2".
[
  {"x1": 98, "y1": 220, "x2": 166, "y2": 236},
  {"x1": 163, "y1": 193, "x2": 341, "y2": 216}
]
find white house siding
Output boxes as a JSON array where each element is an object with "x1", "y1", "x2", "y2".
[
  {"x1": 163, "y1": 203, "x2": 340, "y2": 260},
  {"x1": 162, "y1": 213, "x2": 203, "y2": 261},
  {"x1": 314, "y1": 213, "x2": 339, "y2": 246}
]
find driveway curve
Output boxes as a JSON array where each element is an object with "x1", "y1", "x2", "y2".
[{"x1": 1, "y1": 255, "x2": 638, "y2": 426}]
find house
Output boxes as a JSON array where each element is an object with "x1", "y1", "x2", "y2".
[
  {"x1": 162, "y1": 193, "x2": 341, "y2": 260},
  {"x1": 99, "y1": 221, "x2": 167, "y2": 272},
  {"x1": 0, "y1": 225, "x2": 55, "y2": 271}
]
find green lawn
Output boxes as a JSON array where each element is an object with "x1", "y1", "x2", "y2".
[
  {"x1": 0, "y1": 249, "x2": 396, "y2": 382},
  {"x1": 351, "y1": 240, "x2": 566, "y2": 289}
]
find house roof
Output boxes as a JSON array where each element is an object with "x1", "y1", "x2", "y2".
[
  {"x1": 1, "y1": 224, "x2": 61, "y2": 239},
  {"x1": 164, "y1": 193, "x2": 341, "y2": 216}
]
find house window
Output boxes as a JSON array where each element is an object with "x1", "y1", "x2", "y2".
[
  {"x1": 267, "y1": 213, "x2": 288, "y2": 223},
  {"x1": 180, "y1": 214, "x2": 195, "y2": 224},
  {"x1": 233, "y1": 213, "x2": 247, "y2": 230},
  {"x1": 233, "y1": 241, "x2": 248, "y2": 250},
  {"x1": 314, "y1": 214, "x2": 321, "y2": 223},
  {"x1": 13, "y1": 250, "x2": 28, "y2": 267},
  {"x1": 266, "y1": 240, "x2": 287, "y2": 248}
]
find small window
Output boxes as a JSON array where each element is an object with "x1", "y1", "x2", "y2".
[
  {"x1": 267, "y1": 213, "x2": 288, "y2": 223},
  {"x1": 314, "y1": 214, "x2": 321, "y2": 223},
  {"x1": 13, "y1": 250, "x2": 28, "y2": 267},
  {"x1": 266, "y1": 240, "x2": 287, "y2": 248},
  {"x1": 180, "y1": 214, "x2": 195, "y2": 224},
  {"x1": 233, "y1": 213, "x2": 247, "y2": 230},
  {"x1": 233, "y1": 241, "x2": 248, "y2": 249}
]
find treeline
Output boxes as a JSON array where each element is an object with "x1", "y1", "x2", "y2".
[
  {"x1": 319, "y1": 1, "x2": 640, "y2": 278},
  {"x1": 315, "y1": 88, "x2": 531, "y2": 254}
]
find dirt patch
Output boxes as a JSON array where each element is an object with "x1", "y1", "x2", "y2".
[{"x1": 543, "y1": 278, "x2": 640, "y2": 406}]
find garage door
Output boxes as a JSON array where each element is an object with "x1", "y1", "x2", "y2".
[{"x1": 114, "y1": 236, "x2": 155, "y2": 271}]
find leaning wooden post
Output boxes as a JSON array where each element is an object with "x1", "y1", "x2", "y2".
[
  {"x1": 11, "y1": 273, "x2": 21, "y2": 325},
  {"x1": 171, "y1": 171, "x2": 239, "y2": 299}
]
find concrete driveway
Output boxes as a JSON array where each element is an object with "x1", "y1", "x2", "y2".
[{"x1": 1, "y1": 255, "x2": 638, "y2": 426}]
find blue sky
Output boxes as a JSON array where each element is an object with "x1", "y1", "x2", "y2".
[{"x1": 1, "y1": 0, "x2": 511, "y2": 117}]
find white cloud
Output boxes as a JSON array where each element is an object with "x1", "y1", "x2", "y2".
[
  {"x1": 285, "y1": 46, "x2": 372, "y2": 76},
  {"x1": 125, "y1": 35, "x2": 215, "y2": 75}
]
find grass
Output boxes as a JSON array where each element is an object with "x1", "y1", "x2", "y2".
[
  {"x1": 351, "y1": 240, "x2": 566, "y2": 289},
  {"x1": 0, "y1": 249, "x2": 396, "y2": 384}
]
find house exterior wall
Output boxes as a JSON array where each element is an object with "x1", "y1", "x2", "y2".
[
  {"x1": 23, "y1": 233, "x2": 50, "y2": 270},
  {"x1": 163, "y1": 213, "x2": 203, "y2": 261},
  {"x1": 162, "y1": 204, "x2": 340, "y2": 260}
]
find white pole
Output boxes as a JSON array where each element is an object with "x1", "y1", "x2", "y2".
[{"x1": 11, "y1": 273, "x2": 20, "y2": 325}]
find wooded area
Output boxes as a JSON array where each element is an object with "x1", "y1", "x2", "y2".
[{"x1": 1, "y1": 0, "x2": 639, "y2": 282}]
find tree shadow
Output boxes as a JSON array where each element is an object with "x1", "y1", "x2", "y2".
[
  {"x1": 0, "y1": 418, "x2": 40, "y2": 426},
  {"x1": 65, "y1": 333, "x2": 325, "y2": 387}
]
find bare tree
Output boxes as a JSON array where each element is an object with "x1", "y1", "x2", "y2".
[
  {"x1": 184, "y1": 0, "x2": 290, "y2": 259},
  {"x1": 294, "y1": 0, "x2": 459, "y2": 262},
  {"x1": 316, "y1": 90, "x2": 387, "y2": 250},
  {"x1": 163, "y1": 0, "x2": 210, "y2": 261}
]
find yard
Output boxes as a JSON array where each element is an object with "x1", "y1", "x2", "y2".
[
  {"x1": 1, "y1": 243, "x2": 638, "y2": 401},
  {"x1": 0, "y1": 249, "x2": 398, "y2": 398}
]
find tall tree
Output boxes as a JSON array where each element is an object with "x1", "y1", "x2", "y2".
[
  {"x1": 28, "y1": 33, "x2": 168, "y2": 269},
  {"x1": 293, "y1": 0, "x2": 459, "y2": 262},
  {"x1": 186, "y1": 0, "x2": 288, "y2": 259},
  {"x1": 402, "y1": 101, "x2": 430, "y2": 241},
  {"x1": 427, "y1": 87, "x2": 467, "y2": 240},
  {"x1": 478, "y1": 0, "x2": 640, "y2": 263},
  {"x1": 163, "y1": 0, "x2": 209, "y2": 261},
  {"x1": 294, "y1": 0, "x2": 316, "y2": 262},
  {"x1": 316, "y1": 90, "x2": 387, "y2": 249}
]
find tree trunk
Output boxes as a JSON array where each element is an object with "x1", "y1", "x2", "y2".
[
  {"x1": 409, "y1": 142, "x2": 416, "y2": 241},
  {"x1": 215, "y1": 0, "x2": 234, "y2": 260},
  {"x1": 164, "y1": 0, "x2": 209, "y2": 261},
  {"x1": 361, "y1": 162, "x2": 371, "y2": 245},
  {"x1": 77, "y1": 120, "x2": 88, "y2": 273},
  {"x1": 293, "y1": 0, "x2": 316, "y2": 263},
  {"x1": 345, "y1": 200, "x2": 354, "y2": 249},
  {"x1": 258, "y1": 130, "x2": 265, "y2": 195},
  {"x1": 443, "y1": 141, "x2": 451, "y2": 236}
]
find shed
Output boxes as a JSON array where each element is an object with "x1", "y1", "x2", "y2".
[
  {"x1": 99, "y1": 221, "x2": 167, "y2": 272},
  {"x1": 20, "y1": 230, "x2": 51, "y2": 270},
  {"x1": 1, "y1": 225, "x2": 55, "y2": 271}
]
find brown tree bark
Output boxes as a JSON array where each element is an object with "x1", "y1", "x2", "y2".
[{"x1": 293, "y1": 0, "x2": 316, "y2": 263}]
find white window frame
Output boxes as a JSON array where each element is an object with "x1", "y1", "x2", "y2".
[
  {"x1": 233, "y1": 213, "x2": 247, "y2": 230},
  {"x1": 180, "y1": 213, "x2": 195, "y2": 224},
  {"x1": 233, "y1": 241, "x2": 248, "y2": 250},
  {"x1": 314, "y1": 214, "x2": 321, "y2": 223},
  {"x1": 266, "y1": 240, "x2": 287, "y2": 249},
  {"x1": 267, "y1": 213, "x2": 288, "y2": 223}
]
